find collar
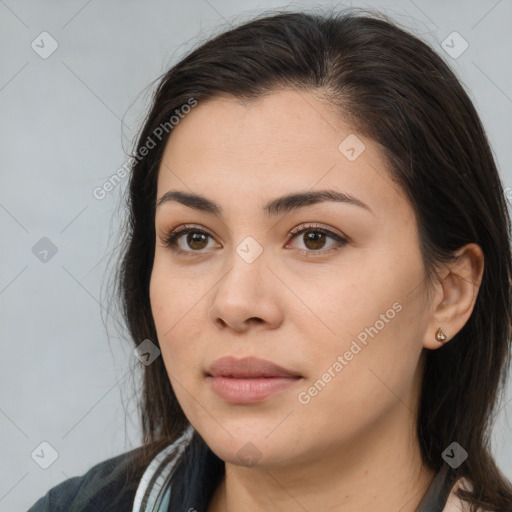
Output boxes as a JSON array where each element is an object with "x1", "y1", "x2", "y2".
[
  {"x1": 132, "y1": 426, "x2": 456, "y2": 512},
  {"x1": 132, "y1": 425, "x2": 224, "y2": 512}
]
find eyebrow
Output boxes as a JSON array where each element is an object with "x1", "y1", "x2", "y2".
[{"x1": 156, "y1": 189, "x2": 373, "y2": 216}]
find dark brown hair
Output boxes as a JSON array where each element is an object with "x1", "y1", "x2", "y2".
[{"x1": 108, "y1": 7, "x2": 512, "y2": 510}]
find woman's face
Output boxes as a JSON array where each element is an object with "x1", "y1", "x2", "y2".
[{"x1": 150, "y1": 89, "x2": 433, "y2": 468}]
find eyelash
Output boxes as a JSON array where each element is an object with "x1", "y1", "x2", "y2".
[{"x1": 160, "y1": 223, "x2": 348, "y2": 257}]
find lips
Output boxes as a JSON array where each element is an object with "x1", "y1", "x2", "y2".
[
  {"x1": 207, "y1": 356, "x2": 301, "y2": 378},
  {"x1": 206, "y1": 356, "x2": 303, "y2": 404}
]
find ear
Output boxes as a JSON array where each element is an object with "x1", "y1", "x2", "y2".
[{"x1": 423, "y1": 243, "x2": 484, "y2": 350}]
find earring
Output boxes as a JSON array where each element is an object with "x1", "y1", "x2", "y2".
[{"x1": 435, "y1": 327, "x2": 447, "y2": 343}]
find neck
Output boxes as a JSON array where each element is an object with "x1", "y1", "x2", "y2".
[{"x1": 207, "y1": 402, "x2": 435, "y2": 512}]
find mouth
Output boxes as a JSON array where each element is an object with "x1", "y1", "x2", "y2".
[
  {"x1": 207, "y1": 355, "x2": 302, "y2": 378},
  {"x1": 206, "y1": 356, "x2": 303, "y2": 404},
  {"x1": 206, "y1": 375, "x2": 302, "y2": 404}
]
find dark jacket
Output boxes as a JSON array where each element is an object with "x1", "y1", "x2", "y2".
[{"x1": 27, "y1": 425, "x2": 457, "y2": 512}]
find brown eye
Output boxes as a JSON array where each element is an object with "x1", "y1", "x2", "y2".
[
  {"x1": 302, "y1": 231, "x2": 327, "y2": 250},
  {"x1": 162, "y1": 226, "x2": 219, "y2": 254},
  {"x1": 186, "y1": 232, "x2": 209, "y2": 250},
  {"x1": 162, "y1": 223, "x2": 347, "y2": 257},
  {"x1": 287, "y1": 224, "x2": 348, "y2": 255}
]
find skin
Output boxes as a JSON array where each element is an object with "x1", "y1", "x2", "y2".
[{"x1": 149, "y1": 89, "x2": 484, "y2": 512}]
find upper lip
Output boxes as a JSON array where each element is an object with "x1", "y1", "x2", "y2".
[{"x1": 207, "y1": 356, "x2": 302, "y2": 378}]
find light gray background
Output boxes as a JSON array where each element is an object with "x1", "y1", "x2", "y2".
[{"x1": 1, "y1": 1, "x2": 511, "y2": 510}]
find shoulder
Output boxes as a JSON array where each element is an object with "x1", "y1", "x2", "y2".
[
  {"x1": 442, "y1": 477, "x2": 494, "y2": 512},
  {"x1": 27, "y1": 444, "x2": 147, "y2": 512}
]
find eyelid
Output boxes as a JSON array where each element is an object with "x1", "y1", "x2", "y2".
[
  {"x1": 285, "y1": 223, "x2": 348, "y2": 255},
  {"x1": 288, "y1": 222, "x2": 347, "y2": 241},
  {"x1": 159, "y1": 223, "x2": 220, "y2": 256},
  {"x1": 160, "y1": 222, "x2": 348, "y2": 255}
]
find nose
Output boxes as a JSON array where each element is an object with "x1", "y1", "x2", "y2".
[{"x1": 207, "y1": 250, "x2": 284, "y2": 333}]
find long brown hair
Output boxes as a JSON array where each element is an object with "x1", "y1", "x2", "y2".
[{"x1": 108, "y1": 8, "x2": 512, "y2": 510}]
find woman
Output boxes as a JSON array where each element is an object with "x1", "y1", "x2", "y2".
[{"x1": 28, "y1": 8, "x2": 512, "y2": 512}]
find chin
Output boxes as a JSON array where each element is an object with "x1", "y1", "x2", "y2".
[{"x1": 197, "y1": 424, "x2": 300, "y2": 468}]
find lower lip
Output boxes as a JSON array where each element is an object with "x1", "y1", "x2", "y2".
[{"x1": 207, "y1": 376, "x2": 301, "y2": 404}]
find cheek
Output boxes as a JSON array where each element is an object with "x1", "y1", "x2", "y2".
[
  {"x1": 150, "y1": 253, "x2": 200, "y2": 329},
  {"x1": 149, "y1": 259, "x2": 208, "y2": 378},
  {"x1": 293, "y1": 251, "x2": 427, "y2": 397},
  {"x1": 293, "y1": 303, "x2": 424, "y2": 447}
]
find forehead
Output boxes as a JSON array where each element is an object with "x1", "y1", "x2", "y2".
[
  {"x1": 156, "y1": 89, "x2": 408, "y2": 219},
  {"x1": 161, "y1": 90, "x2": 347, "y2": 166}
]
